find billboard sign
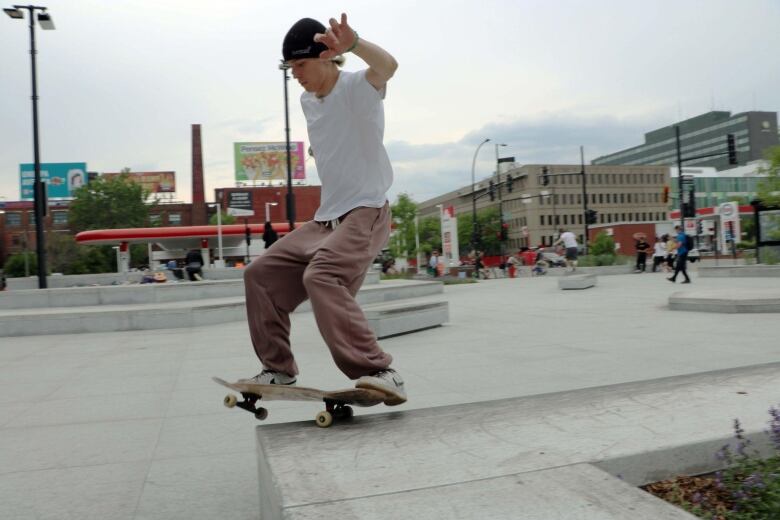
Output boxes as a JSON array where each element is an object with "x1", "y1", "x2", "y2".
[
  {"x1": 234, "y1": 142, "x2": 305, "y2": 182},
  {"x1": 227, "y1": 191, "x2": 254, "y2": 217},
  {"x1": 102, "y1": 171, "x2": 176, "y2": 193},
  {"x1": 20, "y1": 162, "x2": 87, "y2": 200}
]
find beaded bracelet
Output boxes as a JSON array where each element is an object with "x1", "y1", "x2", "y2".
[{"x1": 345, "y1": 31, "x2": 359, "y2": 53}]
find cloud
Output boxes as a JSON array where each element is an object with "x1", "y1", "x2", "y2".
[{"x1": 387, "y1": 112, "x2": 671, "y2": 202}]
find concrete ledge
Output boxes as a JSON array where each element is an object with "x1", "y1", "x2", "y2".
[
  {"x1": 364, "y1": 299, "x2": 449, "y2": 338},
  {"x1": 0, "y1": 280, "x2": 445, "y2": 337},
  {"x1": 255, "y1": 363, "x2": 780, "y2": 519},
  {"x1": 0, "y1": 297, "x2": 247, "y2": 337},
  {"x1": 0, "y1": 271, "x2": 393, "y2": 311},
  {"x1": 558, "y1": 273, "x2": 597, "y2": 290},
  {"x1": 698, "y1": 265, "x2": 780, "y2": 278},
  {"x1": 669, "y1": 288, "x2": 780, "y2": 313}
]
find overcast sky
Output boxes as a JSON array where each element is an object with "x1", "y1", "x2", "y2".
[{"x1": 1, "y1": 0, "x2": 778, "y2": 206}]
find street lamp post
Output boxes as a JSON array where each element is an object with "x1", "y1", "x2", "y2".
[
  {"x1": 5, "y1": 4, "x2": 55, "y2": 289},
  {"x1": 494, "y1": 143, "x2": 508, "y2": 266},
  {"x1": 265, "y1": 202, "x2": 278, "y2": 223},
  {"x1": 470, "y1": 138, "x2": 491, "y2": 256},
  {"x1": 208, "y1": 203, "x2": 224, "y2": 267},
  {"x1": 279, "y1": 61, "x2": 296, "y2": 233}
]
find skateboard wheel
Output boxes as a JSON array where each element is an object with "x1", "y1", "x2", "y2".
[
  {"x1": 315, "y1": 411, "x2": 333, "y2": 428},
  {"x1": 254, "y1": 407, "x2": 269, "y2": 421},
  {"x1": 224, "y1": 394, "x2": 238, "y2": 408}
]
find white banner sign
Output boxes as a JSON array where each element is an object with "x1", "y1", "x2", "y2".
[
  {"x1": 440, "y1": 206, "x2": 460, "y2": 266},
  {"x1": 718, "y1": 201, "x2": 741, "y2": 253}
]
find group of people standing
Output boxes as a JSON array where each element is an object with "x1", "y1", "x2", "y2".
[{"x1": 634, "y1": 225, "x2": 691, "y2": 283}]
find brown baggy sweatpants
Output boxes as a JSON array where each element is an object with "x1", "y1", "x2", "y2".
[{"x1": 243, "y1": 203, "x2": 393, "y2": 380}]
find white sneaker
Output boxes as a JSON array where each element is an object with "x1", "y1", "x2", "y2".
[
  {"x1": 356, "y1": 369, "x2": 406, "y2": 405},
  {"x1": 239, "y1": 369, "x2": 296, "y2": 386}
]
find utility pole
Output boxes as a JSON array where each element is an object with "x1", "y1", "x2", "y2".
[{"x1": 581, "y1": 146, "x2": 589, "y2": 254}]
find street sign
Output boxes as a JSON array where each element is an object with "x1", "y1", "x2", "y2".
[{"x1": 227, "y1": 191, "x2": 254, "y2": 217}]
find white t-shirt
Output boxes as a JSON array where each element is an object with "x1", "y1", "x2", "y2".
[
  {"x1": 559, "y1": 231, "x2": 578, "y2": 248},
  {"x1": 653, "y1": 242, "x2": 667, "y2": 257},
  {"x1": 301, "y1": 70, "x2": 393, "y2": 221}
]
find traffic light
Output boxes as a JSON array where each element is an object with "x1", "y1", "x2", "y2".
[
  {"x1": 696, "y1": 220, "x2": 703, "y2": 235},
  {"x1": 488, "y1": 180, "x2": 496, "y2": 201},
  {"x1": 506, "y1": 174, "x2": 513, "y2": 193},
  {"x1": 541, "y1": 166, "x2": 550, "y2": 186},
  {"x1": 662, "y1": 185, "x2": 670, "y2": 204},
  {"x1": 500, "y1": 222, "x2": 509, "y2": 241},
  {"x1": 727, "y1": 134, "x2": 737, "y2": 165},
  {"x1": 585, "y1": 209, "x2": 598, "y2": 224}
]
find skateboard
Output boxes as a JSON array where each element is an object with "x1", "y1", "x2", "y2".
[{"x1": 212, "y1": 377, "x2": 387, "y2": 428}]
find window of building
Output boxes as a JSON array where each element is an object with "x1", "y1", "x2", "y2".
[
  {"x1": 11, "y1": 234, "x2": 22, "y2": 246},
  {"x1": 627, "y1": 194, "x2": 632, "y2": 203},
  {"x1": 540, "y1": 215, "x2": 545, "y2": 226},
  {"x1": 149, "y1": 214, "x2": 161, "y2": 224},
  {"x1": 599, "y1": 213, "x2": 604, "y2": 223},
  {"x1": 52, "y1": 211, "x2": 68, "y2": 225},
  {"x1": 168, "y1": 213, "x2": 182, "y2": 225},
  {"x1": 5, "y1": 212, "x2": 22, "y2": 226},
  {"x1": 563, "y1": 215, "x2": 568, "y2": 225},
  {"x1": 578, "y1": 214, "x2": 582, "y2": 225},
  {"x1": 28, "y1": 211, "x2": 35, "y2": 225},
  {"x1": 599, "y1": 194, "x2": 604, "y2": 204},
  {"x1": 620, "y1": 194, "x2": 625, "y2": 204}
]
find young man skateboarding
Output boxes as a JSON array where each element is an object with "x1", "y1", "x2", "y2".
[{"x1": 241, "y1": 14, "x2": 406, "y2": 405}]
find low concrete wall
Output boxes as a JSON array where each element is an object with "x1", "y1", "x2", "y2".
[
  {"x1": 5, "y1": 267, "x2": 380, "y2": 290},
  {"x1": 698, "y1": 265, "x2": 780, "y2": 278}
]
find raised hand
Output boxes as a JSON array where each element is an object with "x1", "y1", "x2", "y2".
[{"x1": 314, "y1": 13, "x2": 357, "y2": 59}]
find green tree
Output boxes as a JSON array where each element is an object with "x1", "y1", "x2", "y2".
[
  {"x1": 389, "y1": 193, "x2": 418, "y2": 259},
  {"x1": 208, "y1": 212, "x2": 237, "y2": 225},
  {"x1": 69, "y1": 173, "x2": 153, "y2": 232},
  {"x1": 590, "y1": 231, "x2": 616, "y2": 256},
  {"x1": 3, "y1": 252, "x2": 37, "y2": 278},
  {"x1": 457, "y1": 207, "x2": 501, "y2": 256},
  {"x1": 418, "y1": 216, "x2": 441, "y2": 255},
  {"x1": 757, "y1": 145, "x2": 780, "y2": 208}
]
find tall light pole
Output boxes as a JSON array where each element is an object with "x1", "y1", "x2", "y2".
[
  {"x1": 470, "y1": 138, "x2": 490, "y2": 255},
  {"x1": 264, "y1": 201, "x2": 278, "y2": 223},
  {"x1": 5, "y1": 5, "x2": 55, "y2": 289},
  {"x1": 279, "y1": 61, "x2": 296, "y2": 233},
  {"x1": 494, "y1": 142, "x2": 507, "y2": 265}
]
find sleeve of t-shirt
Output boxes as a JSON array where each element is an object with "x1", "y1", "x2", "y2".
[{"x1": 345, "y1": 69, "x2": 386, "y2": 114}]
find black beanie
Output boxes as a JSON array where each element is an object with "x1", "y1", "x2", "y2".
[{"x1": 282, "y1": 18, "x2": 328, "y2": 61}]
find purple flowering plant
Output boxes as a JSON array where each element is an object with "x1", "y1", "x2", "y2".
[{"x1": 701, "y1": 406, "x2": 780, "y2": 519}]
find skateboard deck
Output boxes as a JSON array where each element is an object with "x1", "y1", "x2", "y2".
[{"x1": 213, "y1": 377, "x2": 387, "y2": 428}]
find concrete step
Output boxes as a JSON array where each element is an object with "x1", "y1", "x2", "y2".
[
  {"x1": 0, "y1": 270, "x2": 384, "y2": 311},
  {"x1": 0, "y1": 280, "x2": 444, "y2": 337},
  {"x1": 253, "y1": 363, "x2": 780, "y2": 520},
  {"x1": 364, "y1": 299, "x2": 449, "y2": 339},
  {"x1": 669, "y1": 288, "x2": 780, "y2": 313}
]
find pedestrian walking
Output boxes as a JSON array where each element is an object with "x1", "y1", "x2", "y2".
[{"x1": 667, "y1": 225, "x2": 691, "y2": 284}]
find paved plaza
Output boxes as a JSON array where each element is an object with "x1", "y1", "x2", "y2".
[{"x1": 1, "y1": 266, "x2": 779, "y2": 519}]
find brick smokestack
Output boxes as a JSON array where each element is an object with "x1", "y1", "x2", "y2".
[{"x1": 191, "y1": 124, "x2": 207, "y2": 225}]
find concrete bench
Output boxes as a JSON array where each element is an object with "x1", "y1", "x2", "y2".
[
  {"x1": 363, "y1": 299, "x2": 449, "y2": 338},
  {"x1": 558, "y1": 273, "x2": 597, "y2": 290},
  {"x1": 669, "y1": 288, "x2": 780, "y2": 313}
]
